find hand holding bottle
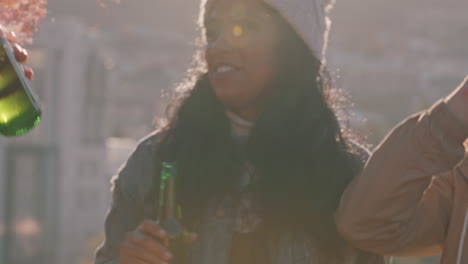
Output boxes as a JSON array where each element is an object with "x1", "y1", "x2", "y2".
[
  {"x1": 0, "y1": 25, "x2": 41, "y2": 136},
  {"x1": 119, "y1": 220, "x2": 173, "y2": 264},
  {"x1": 446, "y1": 75, "x2": 468, "y2": 125},
  {"x1": 119, "y1": 220, "x2": 197, "y2": 264}
]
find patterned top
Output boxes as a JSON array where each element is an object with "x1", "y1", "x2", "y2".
[
  {"x1": 186, "y1": 113, "x2": 266, "y2": 263},
  {"x1": 190, "y1": 113, "x2": 323, "y2": 264}
]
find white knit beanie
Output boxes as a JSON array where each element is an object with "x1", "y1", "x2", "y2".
[{"x1": 199, "y1": 0, "x2": 336, "y2": 65}]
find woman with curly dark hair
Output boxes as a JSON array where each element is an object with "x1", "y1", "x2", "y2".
[{"x1": 94, "y1": 0, "x2": 387, "y2": 263}]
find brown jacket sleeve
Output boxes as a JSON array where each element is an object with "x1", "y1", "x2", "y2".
[{"x1": 335, "y1": 100, "x2": 468, "y2": 257}]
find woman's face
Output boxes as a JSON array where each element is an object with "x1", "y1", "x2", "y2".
[{"x1": 204, "y1": 0, "x2": 278, "y2": 121}]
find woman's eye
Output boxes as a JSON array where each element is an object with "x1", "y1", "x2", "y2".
[
  {"x1": 233, "y1": 22, "x2": 257, "y2": 37},
  {"x1": 205, "y1": 21, "x2": 256, "y2": 43}
]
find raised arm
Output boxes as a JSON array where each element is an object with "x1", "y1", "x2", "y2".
[{"x1": 336, "y1": 77, "x2": 468, "y2": 256}]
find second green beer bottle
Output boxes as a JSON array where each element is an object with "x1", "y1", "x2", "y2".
[{"x1": 0, "y1": 37, "x2": 41, "y2": 136}]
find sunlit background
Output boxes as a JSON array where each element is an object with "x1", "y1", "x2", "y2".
[{"x1": 0, "y1": 0, "x2": 467, "y2": 263}]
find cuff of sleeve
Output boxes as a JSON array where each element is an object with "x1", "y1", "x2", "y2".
[{"x1": 428, "y1": 100, "x2": 468, "y2": 145}]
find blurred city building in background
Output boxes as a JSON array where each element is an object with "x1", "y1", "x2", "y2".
[
  {"x1": 0, "y1": 0, "x2": 466, "y2": 263},
  {"x1": 329, "y1": 0, "x2": 468, "y2": 144}
]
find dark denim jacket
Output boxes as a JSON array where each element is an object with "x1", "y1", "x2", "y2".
[{"x1": 94, "y1": 131, "x2": 389, "y2": 264}]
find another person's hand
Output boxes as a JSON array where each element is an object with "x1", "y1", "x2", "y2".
[
  {"x1": 446, "y1": 75, "x2": 468, "y2": 125},
  {"x1": 0, "y1": 26, "x2": 34, "y2": 80}
]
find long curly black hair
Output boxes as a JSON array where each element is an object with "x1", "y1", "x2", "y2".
[{"x1": 154, "y1": 5, "x2": 366, "y2": 263}]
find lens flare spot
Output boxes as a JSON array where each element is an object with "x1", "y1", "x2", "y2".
[{"x1": 232, "y1": 25, "x2": 243, "y2": 38}]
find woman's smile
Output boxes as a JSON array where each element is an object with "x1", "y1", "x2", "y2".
[{"x1": 209, "y1": 61, "x2": 241, "y2": 83}]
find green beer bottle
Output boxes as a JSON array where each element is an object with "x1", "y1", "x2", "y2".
[
  {"x1": 159, "y1": 162, "x2": 188, "y2": 263},
  {"x1": 159, "y1": 162, "x2": 183, "y2": 243},
  {"x1": 0, "y1": 37, "x2": 41, "y2": 136}
]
